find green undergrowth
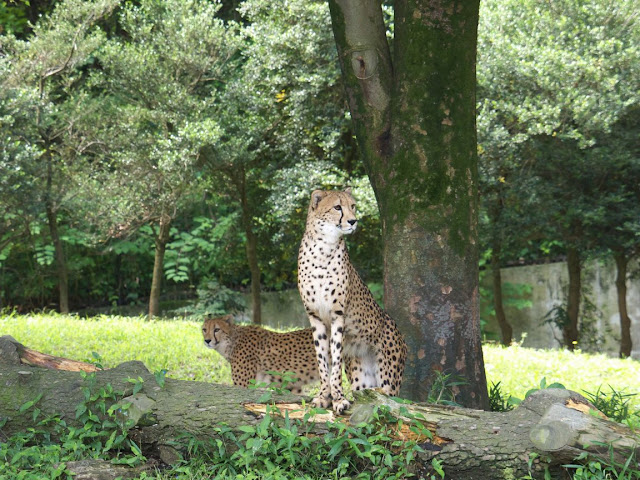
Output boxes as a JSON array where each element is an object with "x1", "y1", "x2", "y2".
[
  {"x1": 152, "y1": 402, "x2": 439, "y2": 480},
  {"x1": 0, "y1": 369, "x2": 149, "y2": 479}
]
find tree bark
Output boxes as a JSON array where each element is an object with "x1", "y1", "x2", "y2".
[
  {"x1": 148, "y1": 214, "x2": 172, "y2": 319},
  {"x1": 492, "y1": 247, "x2": 512, "y2": 346},
  {"x1": 328, "y1": 0, "x2": 487, "y2": 408},
  {"x1": 231, "y1": 167, "x2": 262, "y2": 325},
  {"x1": 44, "y1": 153, "x2": 70, "y2": 314},
  {"x1": 565, "y1": 247, "x2": 581, "y2": 351},
  {"x1": 45, "y1": 203, "x2": 70, "y2": 314},
  {"x1": 614, "y1": 252, "x2": 632, "y2": 358},
  {"x1": 1, "y1": 336, "x2": 638, "y2": 480}
]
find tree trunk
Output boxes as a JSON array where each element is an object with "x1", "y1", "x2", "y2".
[
  {"x1": 492, "y1": 246, "x2": 512, "y2": 346},
  {"x1": 115, "y1": 253, "x2": 125, "y2": 306},
  {"x1": 148, "y1": 215, "x2": 171, "y2": 319},
  {"x1": 565, "y1": 247, "x2": 581, "y2": 351},
  {"x1": 233, "y1": 167, "x2": 262, "y2": 325},
  {"x1": 2, "y1": 336, "x2": 638, "y2": 480},
  {"x1": 328, "y1": 0, "x2": 487, "y2": 408},
  {"x1": 45, "y1": 203, "x2": 70, "y2": 314},
  {"x1": 44, "y1": 153, "x2": 69, "y2": 314},
  {"x1": 614, "y1": 252, "x2": 632, "y2": 358}
]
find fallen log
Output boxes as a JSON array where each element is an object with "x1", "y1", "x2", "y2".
[
  {"x1": 0, "y1": 334, "x2": 99, "y2": 372},
  {"x1": 0, "y1": 335, "x2": 638, "y2": 479}
]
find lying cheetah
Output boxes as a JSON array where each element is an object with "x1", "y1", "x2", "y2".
[
  {"x1": 202, "y1": 315, "x2": 319, "y2": 393},
  {"x1": 297, "y1": 188, "x2": 407, "y2": 414}
]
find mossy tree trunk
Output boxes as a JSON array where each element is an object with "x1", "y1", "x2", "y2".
[{"x1": 328, "y1": 0, "x2": 488, "y2": 408}]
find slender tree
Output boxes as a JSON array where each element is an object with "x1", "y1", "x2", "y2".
[
  {"x1": 0, "y1": 0, "x2": 119, "y2": 313},
  {"x1": 87, "y1": 0, "x2": 241, "y2": 318},
  {"x1": 328, "y1": 0, "x2": 488, "y2": 408}
]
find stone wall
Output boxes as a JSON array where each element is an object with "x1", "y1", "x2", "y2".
[
  {"x1": 246, "y1": 259, "x2": 640, "y2": 359},
  {"x1": 486, "y1": 259, "x2": 640, "y2": 358}
]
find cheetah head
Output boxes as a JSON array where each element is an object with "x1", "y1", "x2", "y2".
[
  {"x1": 307, "y1": 188, "x2": 357, "y2": 240},
  {"x1": 202, "y1": 314, "x2": 233, "y2": 357}
]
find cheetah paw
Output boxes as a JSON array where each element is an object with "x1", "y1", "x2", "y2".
[
  {"x1": 311, "y1": 395, "x2": 332, "y2": 409},
  {"x1": 332, "y1": 397, "x2": 351, "y2": 415}
]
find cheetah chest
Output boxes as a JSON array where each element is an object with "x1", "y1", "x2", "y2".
[{"x1": 299, "y1": 244, "x2": 348, "y2": 324}]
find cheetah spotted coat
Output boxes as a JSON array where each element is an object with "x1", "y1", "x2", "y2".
[
  {"x1": 202, "y1": 315, "x2": 319, "y2": 394},
  {"x1": 297, "y1": 188, "x2": 407, "y2": 414}
]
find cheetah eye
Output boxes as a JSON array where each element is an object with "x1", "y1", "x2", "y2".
[
  {"x1": 351, "y1": 204, "x2": 356, "y2": 210},
  {"x1": 334, "y1": 205, "x2": 342, "y2": 211},
  {"x1": 213, "y1": 327, "x2": 220, "y2": 333}
]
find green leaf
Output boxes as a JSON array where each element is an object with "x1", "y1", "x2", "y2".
[
  {"x1": 237, "y1": 425, "x2": 256, "y2": 434},
  {"x1": 327, "y1": 437, "x2": 347, "y2": 459}
]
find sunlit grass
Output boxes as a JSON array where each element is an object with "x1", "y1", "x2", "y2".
[
  {"x1": 1, "y1": 312, "x2": 638, "y2": 410},
  {"x1": 0, "y1": 311, "x2": 230, "y2": 384},
  {"x1": 483, "y1": 343, "x2": 640, "y2": 409}
]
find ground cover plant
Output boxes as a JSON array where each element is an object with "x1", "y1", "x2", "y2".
[{"x1": 1, "y1": 312, "x2": 639, "y2": 479}]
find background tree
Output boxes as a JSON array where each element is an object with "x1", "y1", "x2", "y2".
[
  {"x1": 0, "y1": 0, "x2": 119, "y2": 313},
  {"x1": 85, "y1": 0, "x2": 242, "y2": 318},
  {"x1": 585, "y1": 108, "x2": 640, "y2": 357},
  {"x1": 328, "y1": 0, "x2": 488, "y2": 408},
  {"x1": 199, "y1": 0, "x2": 351, "y2": 323},
  {"x1": 477, "y1": 0, "x2": 640, "y2": 351}
]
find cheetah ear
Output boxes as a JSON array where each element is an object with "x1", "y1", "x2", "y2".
[
  {"x1": 343, "y1": 187, "x2": 352, "y2": 195},
  {"x1": 222, "y1": 314, "x2": 234, "y2": 325},
  {"x1": 310, "y1": 190, "x2": 326, "y2": 210}
]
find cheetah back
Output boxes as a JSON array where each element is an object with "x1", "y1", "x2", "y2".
[{"x1": 202, "y1": 316, "x2": 319, "y2": 393}]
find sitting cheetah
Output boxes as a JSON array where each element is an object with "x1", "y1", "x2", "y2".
[
  {"x1": 202, "y1": 315, "x2": 319, "y2": 394},
  {"x1": 297, "y1": 188, "x2": 407, "y2": 414}
]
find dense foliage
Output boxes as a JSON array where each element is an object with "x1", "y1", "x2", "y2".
[
  {"x1": 0, "y1": 0, "x2": 638, "y2": 353},
  {"x1": 0, "y1": 0, "x2": 378, "y2": 314}
]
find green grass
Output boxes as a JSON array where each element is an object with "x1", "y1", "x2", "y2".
[
  {"x1": 483, "y1": 342, "x2": 640, "y2": 409},
  {"x1": 1, "y1": 312, "x2": 639, "y2": 410},
  {"x1": 0, "y1": 312, "x2": 230, "y2": 384}
]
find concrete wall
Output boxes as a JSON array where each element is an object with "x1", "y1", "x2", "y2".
[
  {"x1": 486, "y1": 259, "x2": 640, "y2": 358},
  {"x1": 246, "y1": 259, "x2": 640, "y2": 359},
  {"x1": 241, "y1": 289, "x2": 309, "y2": 330}
]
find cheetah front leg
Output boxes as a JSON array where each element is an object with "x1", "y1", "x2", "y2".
[
  {"x1": 307, "y1": 314, "x2": 332, "y2": 409},
  {"x1": 329, "y1": 311, "x2": 350, "y2": 414}
]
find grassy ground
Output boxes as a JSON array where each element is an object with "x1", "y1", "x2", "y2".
[
  {"x1": 1, "y1": 312, "x2": 639, "y2": 409},
  {"x1": 0, "y1": 312, "x2": 229, "y2": 384}
]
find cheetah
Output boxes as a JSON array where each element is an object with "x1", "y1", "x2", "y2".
[
  {"x1": 297, "y1": 188, "x2": 407, "y2": 414},
  {"x1": 202, "y1": 315, "x2": 319, "y2": 394}
]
